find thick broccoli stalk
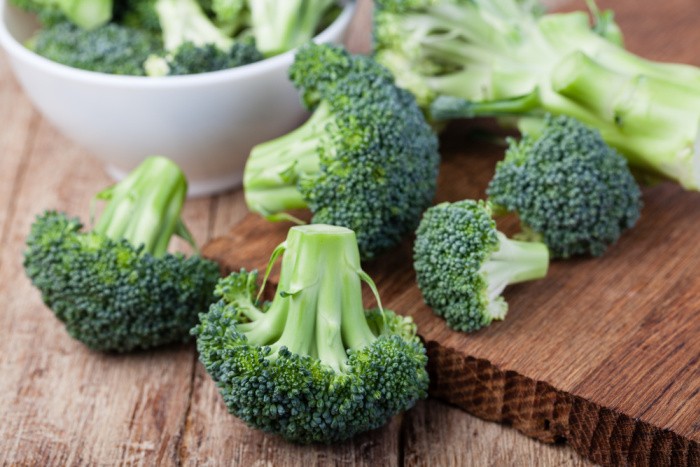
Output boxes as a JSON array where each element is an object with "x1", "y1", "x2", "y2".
[
  {"x1": 486, "y1": 115, "x2": 642, "y2": 258},
  {"x1": 244, "y1": 44, "x2": 440, "y2": 260},
  {"x1": 143, "y1": 0, "x2": 262, "y2": 76},
  {"x1": 375, "y1": 0, "x2": 700, "y2": 190},
  {"x1": 413, "y1": 200, "x2": 549, "y2": 333},
  {"x1": 23, "y1": 157, "x2": 220, "y2": 352},
  {"x1": 248, "y1": 0, "x2": 335, "y2": 56},
  {"x1": 29, "y1": 22, "x2": 160, "y2": 76},
  {"x1": 193, "y1": 224, "x2": 429, "y2": 444},
  {"x1": 11, "y1": 0, "x2": 113, "y2": 29}
]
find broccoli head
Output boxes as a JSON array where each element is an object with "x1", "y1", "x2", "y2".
[
  {"x1": 243, "y1": 43, "x2": 440, "y2": 260},
  {"x1": 193, "y1": 224, "x2": 429, "y2": 444},
  {"x1": 487, "y1": 115, "x2": 643, "y2": 258},
  {"x1": 29, "y1": 22, "x2": 160, "y2": 76},
  {"x1": 413, "y1": 200, "x2": 549, "y2": 333},
  {"x1": 23, "y1": 157, "x2": 220, "y2": 352}
]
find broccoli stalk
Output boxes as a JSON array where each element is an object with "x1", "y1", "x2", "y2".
[
  {"x1": 248, "y1": 0, "x2": 335, "y2": 57},
  {"x1": 93, "y1": 156, "x2": 190, "y2": 257},
  {"x1": 144, "y1": 0, "x2": 262, "y2": 76},
  {"x1": 243, "y1": 101, "x2": 332, "y2": 216},
  {"x1": 23, "y1": 156, "x2": 220, "y2": 352},
  {"x1": 374, "y1": 0, "x2": 700, "y2": 190},
  {"x1": 413, "y1": 200, "x2": 549, "y2": 332},
  {"x1": 11, "y1": 0, "x2": 113, "y2": 29},
  {"x1": 193, "y1": 224, "x2": 429, "y2": 443},
  {"x1": 243, "y1": 44, "x2": 440, "y2": 260}
]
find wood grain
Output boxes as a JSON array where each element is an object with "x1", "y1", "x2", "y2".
[{"x1": 0, "y1": 0, "x2": 693, "y2": 465}]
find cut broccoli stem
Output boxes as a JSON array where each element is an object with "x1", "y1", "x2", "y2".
[
  {"x1": 156, "y1": 0, "x2": 233, "y2": 52},
  {"x1": 244, "y1": 102, "x2": 333, "y2": 216},
  {"x1": 242, "y1": 225, "x2": 378, "y2": 372},
  {"x1": 93, "y1": 156, "x2": 188, "y2": 257},
  {"x1": 479, "y1": 232, "x2": 549, "y2": 323}
]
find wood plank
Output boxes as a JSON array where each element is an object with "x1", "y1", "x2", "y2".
[
  {"x1": 201, "y1": 1, "x2": 700, "y2": 464},
  {"x1": 0, "y1": 112, "x2": 212, "y2": 464}
]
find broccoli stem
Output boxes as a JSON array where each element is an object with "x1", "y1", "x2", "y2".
[
  {"x1": 60, "y1": 0, "x2": 113, "y2": 30},
  {"x1": 93, "y1": 156, "x2": 188, "y2": 257},
  {"x1": 156, "y1": 0, "x2": 232, "y2": 52},
  {"x1": 249, "y1": 0, "x2": 334, "y2": 57},
  {"x1": 244, "y1": 102, "x2": 334, "y2": 217},
  {"x1": 246, "y1": 225, "x2": 378, "y2": 372},
  {"x1": 479, "y1": 232, "x2": 549, "y2": 321}
]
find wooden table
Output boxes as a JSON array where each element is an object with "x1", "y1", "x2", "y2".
[{"x1": 1, "y1": 0, "x2": 694, "y2": 464}]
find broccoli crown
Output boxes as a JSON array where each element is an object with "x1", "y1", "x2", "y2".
[
  {"x1": 30, "y1": 22, "x2": 160, "y2": 76},
  {"x1": 193, "y1": 224, "x2": 429, "y2": 443},
  {"x1": 244, "y1": 44, "x2": 440, "y2": 260},
  {"x1": 413, "y1": 200, "x2": 549, "y2": 332},
  {"x1": 11, "y1": 0, "x2": 113, "y2": 29},
  {"x1": 164, "y1": 40, "x2": 263, "y2": 75},
  {"x1": 487, "y1": 115, "x2": 643, "y2": 258},
  {"x1": 23, "y1": 157, "x2": 220, "y2": 352},
  {"x1": 24, "y1": 211, "x2": 219, "y2": 352}
]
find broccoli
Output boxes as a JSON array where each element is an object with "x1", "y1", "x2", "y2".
[
  {"x1": 192, "y1": 224, "x2": 429, "y2": 443},
  {"x1": 29, "y1": 22, "x2": 160, "y2": 76},
  {"x1": 23, "y1": 157, "x2": 220, "y2": 352},
  {"x1": 248, "y1": 0, "x2": 336, "y2": 56},
  {"x1": 141, "y1": 0, "x2": 262, "y2": 76},
  {"x1": 486, "y1": 115, "x2": 642, "y2": 258},
  {"x1": 243, "y1": 43, "x2": 440, "y2": 260},
  {"x1": 374, "y1": 0, "x2": 700, "y2": 190},
  {"x1": 11, "y1": 0, "x2": 113, "y2": 29},
  {"x1": 210, "y1": 0, "x2": 248, "y2": 36},
  {"x1": 413, "y1": 200, "x2": 549, "y2": 333}
]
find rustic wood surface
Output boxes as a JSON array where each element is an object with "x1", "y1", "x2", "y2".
[
  {"x1": 0, "y1": 0, "x2": 593, "y2": 465},
  {"x1": 200, "y1": 0, "x2": 700, "y2": 466}
]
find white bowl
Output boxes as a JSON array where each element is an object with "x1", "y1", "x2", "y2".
[{"x1": 0, "y1": 1, "x2": 356, "y2": 196}]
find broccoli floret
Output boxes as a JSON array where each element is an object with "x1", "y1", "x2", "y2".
[
  {"x1": 486, "y1": 115, "x2": 642, "y2": 258},
  {"x1": 210, "y1": 0, "x2": 248, "y2": 36},
  {"x1": 29, "y1": 22, "x2": 160, "y2": 76},
  {"x1": 413, "y1": 200, "x2": 549, "y2": 332},
  {"x1": 243, "y1": 44, "x2": 440, "y2": 260},
  {"x1": 141, "y1": 0, "x2": 262, "y2": 76},
  {"x1": 23, "y1": 157, "x2": 220, "y2": 352},
  {"x1": 192, "y1": 224, "x2": 429, "y2": 444},
  {"x1": 375, "y1": 0, "x2": 700, "y2": 191},
  {"x1": 11, "y1": 0, "x2": 113, "y2": 29},
  {"x1": 248, "y1": 0, "x2": 336, "y2": 57}
]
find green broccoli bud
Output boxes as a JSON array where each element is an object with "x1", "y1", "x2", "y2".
[
  {"x1": 413, "y1": 200, "x2": 549, "y2": 332},
  {"x1": 29, "y1": 21, "x2": 160, "y2": 76},
  {"x1": 486, "y1": 115, "x2": 643, "y2": 258},
  {"x1": 11, "y1": 0, "x2": 113, "y2": 29},
  {"x1": 243, "y1": 44, "x2": 440, "y2": 260},
  {"x1": 23, "y1": 157, "x2": 220, "y2": 352},
  {"x1": 193, "y1": 224, "x2": 429, "y2": 444}
]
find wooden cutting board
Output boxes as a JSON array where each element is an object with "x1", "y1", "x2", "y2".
[{"x1": 202, "y1": 2, "x2": 700, "y2": 465}]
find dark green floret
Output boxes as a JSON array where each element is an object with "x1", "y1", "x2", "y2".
[
  {"x1": 413, "y1": 200, "x2": 549, "y2": 332},
  {"x1": 193, "y1": 224, "x2": 429, "y2": 444},
  {"x1": 29, "y1": 22, "x2": 160, "y2": 76},
  {"x1": 375, "y1": 0, "x2": 700, "y2": 190},
  {"x1": 11, "y1": 0, "x2": 113, "y2": 29},
  {"x1": 487, "y1": 115, "x2": 642, "y2": 258},
  {"x1": 23, "y1": 157, "x2": 220, "y2": 352},
  {"x1": 243, "y1": 43, "x2": 440, "y2": 260}
]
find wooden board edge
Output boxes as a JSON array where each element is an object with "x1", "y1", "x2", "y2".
[{"x1": 426, "y1": 341, "x2": 700, "y2": 466}]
